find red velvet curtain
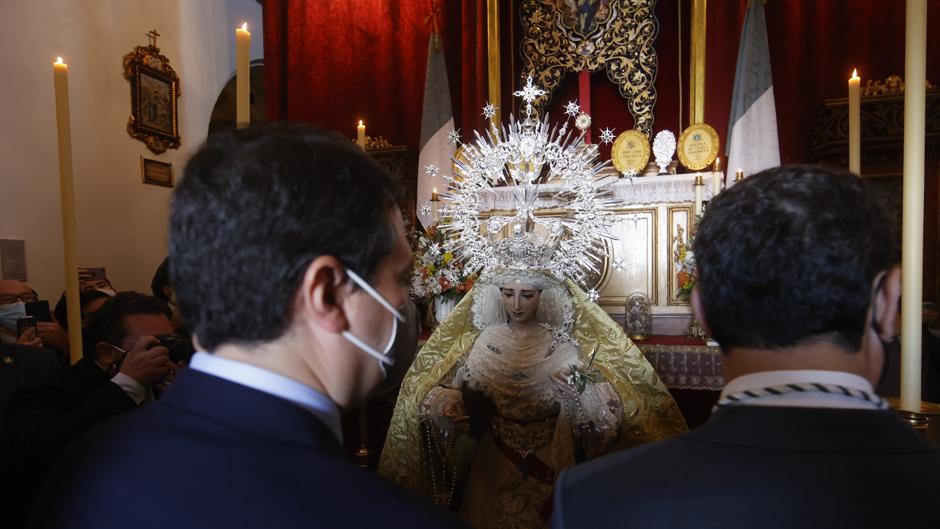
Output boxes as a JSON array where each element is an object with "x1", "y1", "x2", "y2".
[
  {"x1": 265, "y1": 0, "x2": 939, "y2": 164},
  {"x1": 705, "y1": 0, "x2": 940, "y2": 164},
  {"x1": 263, "y1": 0, "x2": 489, "y2": 153}
]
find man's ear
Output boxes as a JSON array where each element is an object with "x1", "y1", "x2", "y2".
[
  {"x1": 296, "y1": 256, "x2": 350, "y2": 334},
  {"x1": 690, "y1": 285, "x2": 714, "y2": 338},
  {"x1": 95, "y1": 341, "x2": 116, "y2": 366},
  {"x1": 872, "y1": 266, "x2": 902, "y2": 341}
]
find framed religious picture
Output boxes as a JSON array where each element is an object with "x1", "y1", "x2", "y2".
[
  {"x1": 123, "y1": 30, "x2": 181, "y2": 154},
  {"x1": 140, "y1": 157, "x2": 173, "y2": 188}
]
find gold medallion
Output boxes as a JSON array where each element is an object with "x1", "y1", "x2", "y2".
[
  {"x1": 611, "y1": 130, "x2": 651, "y2": 175},
  {"x1": 677, "y1": 123, "x2": 720, "y2": 171}
]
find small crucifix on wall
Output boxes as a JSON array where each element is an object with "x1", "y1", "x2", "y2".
[{"x1": 146, "y1": 29, "x2": 160, "y2": 49}]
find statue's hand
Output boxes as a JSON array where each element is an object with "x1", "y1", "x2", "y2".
[
  {"x1": 423, "y1": 387, "x2": 468, "y2": 435},
  {"x1": 550, "y1": 373, "x2": 579, "y2": 401}
]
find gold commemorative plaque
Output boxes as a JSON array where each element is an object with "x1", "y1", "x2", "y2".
[
  {"x1": 677, "y1": 123, "x2": 719, "y2": 171},
  {"x1": 611, "y1": 130, "x2": 651, "y2": 174}
]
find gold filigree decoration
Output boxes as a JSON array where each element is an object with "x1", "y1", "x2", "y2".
[
  {"x1": 520, "y1": 0, "x2": 659, "y2": 135},
  {"x1": 862, "y1": 74, "x2": 936, "y2": 97},
  {"x1": 351, "y1": 135, "x2": 396, "y2": 151},
  {"x1": 123, "y1": 30, "x2": 181, "y2": 154}
]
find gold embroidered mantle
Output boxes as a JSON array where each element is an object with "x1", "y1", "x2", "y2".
[{"x1": 378, "y1": 279, "x2": 686, "y2": 500}]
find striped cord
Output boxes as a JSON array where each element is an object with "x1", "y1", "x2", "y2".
[{"x1": 715, "y1": 382, "x2": 888, "y2": 410}]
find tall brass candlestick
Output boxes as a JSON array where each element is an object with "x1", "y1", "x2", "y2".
[
  {"x1": 235, "y1": 23, "x2": 250, "y2": 129},
  {"x1": 53, "y1": 57, "x2": 83, "y2": 363}
]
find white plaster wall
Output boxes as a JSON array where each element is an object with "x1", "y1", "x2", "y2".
[{"x1": 0, "y1": 0, "x2": 263, "y2": 300}]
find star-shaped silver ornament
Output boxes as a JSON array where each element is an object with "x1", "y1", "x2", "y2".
[
  {"x1": 420, "y1": 203, "x2": 432, "y2": 216},
  {"x1": 424, "y1": 163, "x2": 439, "y2": 176},
  {"x1": 514, "y1": 76, "x2": 547, "y2": 106},
  {"x1": 599, "y1": 127, "x2": 616, "y2": 145},
  {"x1": 482, "y1": 102, "x2": 497, "y2": 119},
  {"x1": 587, "y1": 288, "x2": 600, "y2": 303},
  {"x1": 564, "y1": 100, "x2": 581, "y2": 117},
  {"x1": 447, "y1": 129, "x2": 461, "y2": 145},
  {"x1": 428, "y1": 243, "x2": 441, "y2": 257},
  {"x1": 613, "y1": 258, "x2": 625, "y2": 272}
]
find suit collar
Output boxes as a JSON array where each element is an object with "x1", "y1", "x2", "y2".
[
  {"x1": 159, "y1": 369, "x2": 345, "y2": 456},
  {"x1": 72, "y1": 356, "x2": 110, "y2": 383},
  {"x1": 689, "y1": 405, "x2": 938, "y2": 453}
]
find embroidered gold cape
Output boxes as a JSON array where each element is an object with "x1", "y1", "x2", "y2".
[{"x1": 379, "y1": 280, "x2": 687, "y2": 499}]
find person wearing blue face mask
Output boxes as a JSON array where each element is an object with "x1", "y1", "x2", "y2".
[
  {"x1": 28, "y1": 124, "x2": 463, "y2": 529},
  {"x1": 0, "y1": 280, "x2": 69, "y2": 362},
  {"x1": 0, "y1": 280, "x2": 41, "y2": 346}
]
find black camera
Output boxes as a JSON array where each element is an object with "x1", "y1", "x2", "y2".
[{"x1": 154, "y1": 334, "x2": 195, "y2": 364}]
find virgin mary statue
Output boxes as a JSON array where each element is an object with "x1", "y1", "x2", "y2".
[{"x1": 379, "y1": 79, "x2": 685, "y2": 529}]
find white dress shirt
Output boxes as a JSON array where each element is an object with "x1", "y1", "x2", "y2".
[
  {"x1": 189, "y1": 352, "x2": 343, "y2": 442},
  {"x1": 720, "y1": 370, "x2": 882, "y2": 410},
  {"x1": 111, "y1": 372, "x2": 147, "y2": 404}
]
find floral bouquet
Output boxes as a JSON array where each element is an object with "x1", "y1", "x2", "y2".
[
  {"x1": 411, "y1": 226, "x2": 477, "y2": 302},
  {"x1": 673, "y1": 222, "x2": 698, "y2": 300}
]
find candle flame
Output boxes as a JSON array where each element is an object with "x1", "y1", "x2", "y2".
[
  {"x1": 241, "y1": 22, "x2": 248, "y2": 31},
  {"x1": 55, "y1": 57, "x2": 64, "y2": 64},
  {"x1": 433, "y1": 188, "x2": 437, "y2": 193},
  {"x1": 851, "y1": 68, "x2": 859, "y2": 79},
  {"x1": 359, "y1": 120, "x2": 363, "y2": 127}
]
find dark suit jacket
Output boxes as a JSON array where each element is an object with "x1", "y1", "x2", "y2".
[
  {"x1": 552, "y1": 406, "x2": 940, "y2": 529},
  {"x1": 1, "y1": 357, "x2": 137, "y2": 528},
  {"x1": 28, "y1": 369, "x2": 464, "y2": 529},
  {"x1": 0, "y1": 344, "x2": 62, "y2": 434}
]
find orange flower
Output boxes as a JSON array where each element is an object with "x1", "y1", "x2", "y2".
[{"x1": 677, "y1": 271, "x2": 690, "y2": 287}]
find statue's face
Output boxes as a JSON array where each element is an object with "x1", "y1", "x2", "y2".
[{"x1": 499, "y1": 282, "x2": 541, "y2": 325}]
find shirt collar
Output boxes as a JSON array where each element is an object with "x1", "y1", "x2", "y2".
[
  {"x1": 189, "y1": 352, "x2": 343, "y2": 443},
  {"x1": 721, "y1": 370, "x2": 880, "y2": 410}
]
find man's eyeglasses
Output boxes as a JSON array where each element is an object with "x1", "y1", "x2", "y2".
[{"x1": 0, "y1": 293, "x2": 39, "y2": 305}]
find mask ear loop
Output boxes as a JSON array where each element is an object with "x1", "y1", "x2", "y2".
[
  {"x1": 341, "y1": 269, "x2": 405, "y2": 375},
  {"x1": 346, "y1": 269, "x2": 404, "y2": 322},
  {"x1": 869, "y1": 270, "x2": 897, "y2": 342}
]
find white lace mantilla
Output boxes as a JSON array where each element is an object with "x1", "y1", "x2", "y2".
[{"x1": 478, "y1": 172, "x2": 720, "y2": 211}]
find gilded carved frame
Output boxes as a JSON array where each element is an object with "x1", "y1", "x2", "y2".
[
  {"x1": 520, "y1": 0, "x2": 659, "y2": 135},
  {"x1": 123, "y1": 44, "x2": 181, "y2": 154}
]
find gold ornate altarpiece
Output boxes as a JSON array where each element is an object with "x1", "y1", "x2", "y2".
[{"x1": 519, "y1": 0, "x2": 659, "y2": 135}]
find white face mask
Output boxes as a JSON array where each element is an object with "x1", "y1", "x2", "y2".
[{"x1": 340, "y1": 269, "x2": 404, "y2": 377}]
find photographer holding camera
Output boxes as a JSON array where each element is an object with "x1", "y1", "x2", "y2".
[{"x1": 1, "y1": 291, "x2": 183, "y2": 528}]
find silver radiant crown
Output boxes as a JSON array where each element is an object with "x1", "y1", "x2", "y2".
[{"x1": 437, "y1": 77, "x2": 620, "y2": 286}]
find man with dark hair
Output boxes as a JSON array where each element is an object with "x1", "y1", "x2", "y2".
[
  {"x1": 2, "y1": 292, "x2": 174, "y2": 528},
  {"x1": 150, "y1": 256, "x2": 184, "y2": 334},
  {"x1": 551, "y1": 165, "x2": 940, "y2": 529},
  {"x1": 31, "y1": 124, "x2": 460, "y2": 529}
]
